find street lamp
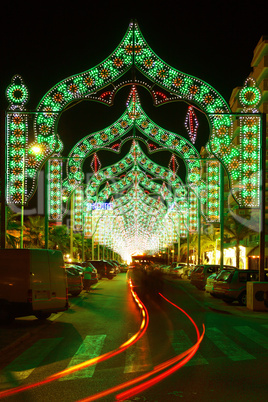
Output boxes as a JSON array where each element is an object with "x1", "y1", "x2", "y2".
[
  {"x1": 20, "y1": 144, "x2": 43, "y2": 248},
  {"x1": 20, "y1": 147, "x2": 25, "y2": 248},
  {"x1": 27, "y1": 144, "x2": 50, "y2": 249}
]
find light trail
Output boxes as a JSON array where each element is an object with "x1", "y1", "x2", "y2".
[
  {"x1": 115, "y1": 293, "x2": 204, "y2": 400},
  {"x1": 0, "y1": 281, "x2": 149, "y2": 400},
  {"x1": 77, "y1": 325, "x2": 205, "y2": 402},
  {"x1": 78, "y1": 292, "x2": 205, "y2": 402}
]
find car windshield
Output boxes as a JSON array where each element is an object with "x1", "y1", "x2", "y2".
[
  {"x1": 66, "y1": 267, "x2": 81, "y2": 276},
  {"x1": 216, "y1": 270, "x2": 233, "y2": 282}
]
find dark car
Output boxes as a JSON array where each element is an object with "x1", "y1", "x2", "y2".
[
  {"x1": 88, "y1": 260, "x2": 116, "y2": 280},
  {"x1": 65, "y1": 264, "x2": 83, "y2": 296},
  {"x1": 211, "y1": 268, "x2": 260, "y2": 306},
  {"x1": 119, "y1": 263, "x2": 128, "y2": 272},
  {"x1": 109, "y1": 260, "x2": 121, "y2": 274},
  {"x1": 190, "y1": 264, "x2": 236, "y2": 290}
]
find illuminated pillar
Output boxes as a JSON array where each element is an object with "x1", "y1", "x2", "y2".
[
  {"x1": 20, "y1": 149, "x2": 25, "y2": 248},
  {"x1": 70, "y1": 192, "x2": 74, "y2": 259},
  {"x1": 44, "y1": 161, "x2": 49, "y2": 249},
  {"x1": 220, "y1": 163, "x2": 224, "y2": 270},
  {"x1": 91, "y1": 210, "x2": 94, "y2": 260}
]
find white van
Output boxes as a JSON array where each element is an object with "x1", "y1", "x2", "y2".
[{"x1": 0, "y1": 249, "x2": 68, "y2": 321}]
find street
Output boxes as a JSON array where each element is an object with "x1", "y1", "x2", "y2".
[{"x1": 0, "y1": 272, "x2": 267, "y2": 402}]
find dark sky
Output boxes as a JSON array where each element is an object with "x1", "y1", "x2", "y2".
[{"x1": 1, "y1": 0, "x2": 267, "y2": 171}]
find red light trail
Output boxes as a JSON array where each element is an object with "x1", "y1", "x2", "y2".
[
  {"x1": 78, "y1": 292, "x2": 205, "y2": 402},
  {"x1": 0, "y1": 281, "x2": 148, "y2": 399},
  {"x1": 0, "y1": 284, "x2": 204, "y2": 402}
]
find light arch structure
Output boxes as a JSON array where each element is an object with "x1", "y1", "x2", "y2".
[{"x1": 5, "y1": 20, "x2": 262, "y2": 256}]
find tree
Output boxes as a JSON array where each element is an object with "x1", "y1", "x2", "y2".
[
  {"x1": 224, "y1": 212, "x2": 258, "y2": 268},
  {"x1": 73, "y1": 232, "x2": 83, "y2": 260},
  {"x1": 179, "y1": 232, "x2": 216, "y2": 264},
  {"x1": 24, "y1": 216, "x2": 44, "y2": 248},
  {"x1": 49, "y1": 225, "x2": 70, "y2": 254},
  {"x1": 6, "y1": 207, "x2": 21, "y2": 248}
]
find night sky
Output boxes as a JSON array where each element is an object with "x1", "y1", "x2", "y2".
[{"x1": 1, "y1": 0, "x2": 267, "y2": 177}]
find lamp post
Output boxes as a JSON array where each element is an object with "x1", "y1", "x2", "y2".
[
  {"x1": 0, "y1": 110, "x2": 6, "y2": 249},
  {"x1": 20, "y1": 148, "x2": 25, "y2": 248}
]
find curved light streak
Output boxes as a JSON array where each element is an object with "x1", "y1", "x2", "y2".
[
  {"x1": 77, "y1": 326, "x2": 205, "y2": 402},
  {"x1": 0, "y1": 283, "x2": 149, "y2": 400},
  {"x1": 78, "y1": 292, "x2": 205, "y2": 402},
  {"x1": 116, "y1": 293, "x2": 203, "y2": 400}
]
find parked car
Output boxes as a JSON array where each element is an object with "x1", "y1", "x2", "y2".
[
  {"x1": 168, "y1": 262, "x2": 184, "y2": 277},
  {"x1": 190, "y1": 264, "x2": 236, "y2": 290},
  {"x1": 65, "y1": 264, "x2": 84, "y2": 296},
  {"x1": 88, "y1": 260, "x2": 116, "y2": 280},
  {"x1": 109, "y1": 260, "x2": 121, "y2": 274},
  {"x1": 211, "y1": 268, "x2": 260, "y2": 306},
  {"x1": 119, "y1": 263, "x2": 128, "y2": 272},
  {"x1": 205, "y1": 273, "x2": 218, "y2": 294},
  {"x1": 176, "y1": 263, "x2": 195, "y2": 279},
  {"x1": 65, "y1": 261, "x2": 99, "y2": 288},
  {"x1": 188, "y1": 266, "x2": 199, "y2": 279},
  {"x1": 169, "y1": 262, "x2": 194, "y2": 278},
  {"x1": 159, "y1": 265, "x2": 170, "y2": 274}
]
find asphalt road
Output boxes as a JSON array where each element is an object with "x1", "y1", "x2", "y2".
[{"x1": 0, "y1": 273, "x2": 267, "y2": 401}]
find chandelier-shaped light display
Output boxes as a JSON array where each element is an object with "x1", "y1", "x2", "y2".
[{"x1": 184, "y1": 106, "x2": 199, "y2": 144}]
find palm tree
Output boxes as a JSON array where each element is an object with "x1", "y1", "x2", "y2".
[
  {"x1": 179, "y1": 229, "x2": 219, "y2": 264},
  {"x1": 49, "y1": 225, "x2": 70, "y2": 254},
  {"x1": 6, "y1": 207, "x2": 21, "y2": 248},
  {"x1": 24, "y1": 216, "x2": 44, "y2": 248},
  {"x1": 224, "y1": 212, "x2": 258, "y2": 268}
]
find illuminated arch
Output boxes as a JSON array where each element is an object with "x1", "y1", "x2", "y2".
[
  {"x1": 63, "y1": 86, "x2": 200, "y2": 199},
  {"x1": 5, "y1": 20, "x2": 261, "y2": 244},
  {"x1": 23, "y1": 20, "x2": 234, "y2": 202}
]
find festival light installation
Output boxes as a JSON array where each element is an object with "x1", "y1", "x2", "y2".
[
  {"x1": 5, "y1": 20, "x2": 262, "y2": 259},
  {"x1": 184, "y1": 106, "x2": 199, "y2": 144}
]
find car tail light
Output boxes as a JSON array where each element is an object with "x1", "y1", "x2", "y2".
[{"x1": 27, "y1": 289, "x2": 32, "y2": 303}]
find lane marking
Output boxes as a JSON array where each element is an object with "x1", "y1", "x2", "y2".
[
  {"x1": 0, "y1": 338, "x2": 63, "y2": 388},
  {"x1": 49, "y1": 312, "x2": 64, "y2": 321},
  {"x1": 59, "y1": 335, "x2": 106, "y2": 381},
  {"x1": 167, "y1": 330, "x2": 208, "y2": 366},
  {"x1": 205, "y1": 327, "x2": 255, "y2": 361},
  {"x1": 124, "y1": 333, "x2": 152, "y2": 373},
  {"x1": 235, "y1": 326, "x2": 268, "y2": 350}
]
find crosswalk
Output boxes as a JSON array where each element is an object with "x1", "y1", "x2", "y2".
[{"x1": 0, "y1": 325, "x2": 267, "y2": 389}]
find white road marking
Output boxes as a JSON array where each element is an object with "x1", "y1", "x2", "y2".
[
  {"x1": 124, "y1": 333, "x2": 152, "y2": 373},
  {"x1": 59, "y1": 335, "x2": 106, "y2": 380},
  {"x1": 235, "y1": 326, "x2": 268, "y2": 349},
  {"x1": 205, "y1": 327, "x2": 255, "y2": 361},
  {"x1": 167, "y1": 330, "x2": 208, "y2": 366}
]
